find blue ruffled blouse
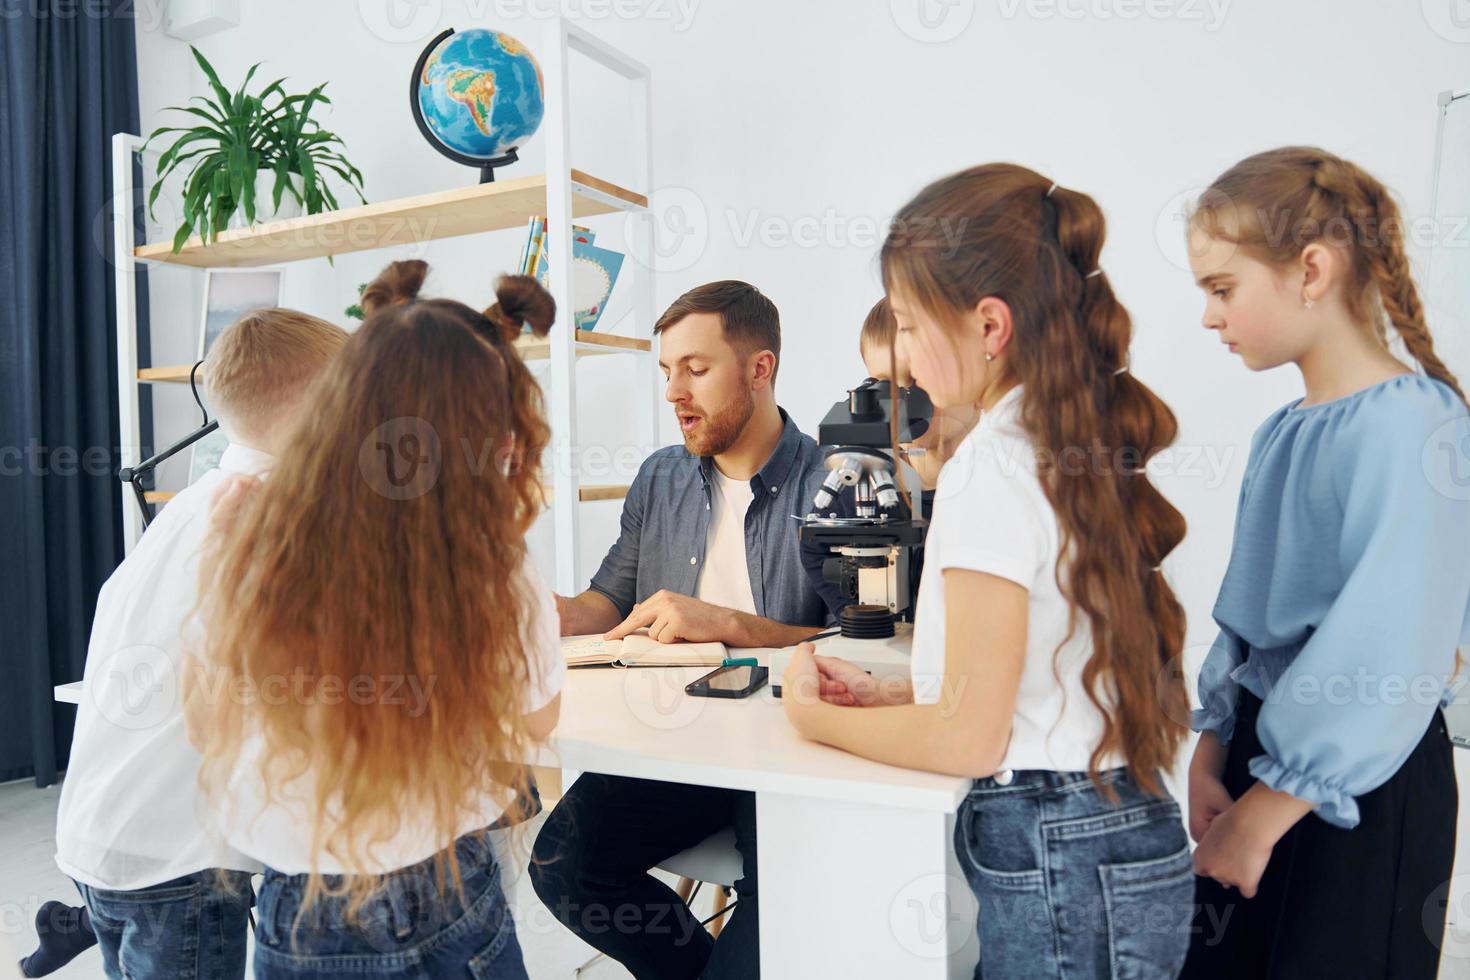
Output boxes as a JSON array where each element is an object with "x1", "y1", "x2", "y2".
[{"x1": 1193, "y1": 373, "x2": 1470, "y2": 828}]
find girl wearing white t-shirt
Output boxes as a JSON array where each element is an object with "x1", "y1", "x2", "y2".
[
  {"x1": 782, "y1": 165, "x2": 1192, "y2": 979},
  {"x1": 188, "y1": 261, "x2": 563, "y2": 980}
]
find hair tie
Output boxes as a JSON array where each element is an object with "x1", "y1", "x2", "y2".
[
  {"x1": 1113, "y1": 365, "x2": 1129, "y2": 376},
  {"x1": 1046, "y1": 182, "x2": 1058, "y2": 198},
  {"x1": 1085, "y1": 268, "x2": 1103, "y2": 279}
]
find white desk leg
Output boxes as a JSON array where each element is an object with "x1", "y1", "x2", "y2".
[{"x1": 756, "y1": 792, "x2": 980, "y2": 978}]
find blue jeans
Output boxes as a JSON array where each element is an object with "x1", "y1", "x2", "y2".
[
  {"x1": 252, "y1": 830, "x2": 526, "y2": 979},
  {"x1": 955, "y1": 769, "x2": 1192, "y2": 980},
  {"x1": 75, "y1": 870, "x2": 252, "y2": 980}
]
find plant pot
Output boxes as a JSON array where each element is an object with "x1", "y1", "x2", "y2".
[{"x1": 230, "y1": 172, "x2": 305, "y2": 229}]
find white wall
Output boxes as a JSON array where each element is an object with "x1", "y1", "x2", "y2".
[
  {"x1": 130, "y1": 0, "x2": 1470, "y2": 896},
  {"x1": 133, "y1": 0, "x2": 1470, "y2": 626}
]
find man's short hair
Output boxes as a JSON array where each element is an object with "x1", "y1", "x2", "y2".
[
  {"x1": 204, "y1": 308, "x2": 348, "y2": 441},
  {"x1": 653, "y1": 280, "x2": 781, "y2": 380}
]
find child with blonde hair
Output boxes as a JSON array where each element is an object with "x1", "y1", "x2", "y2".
[
  {"x1": 45, "y1": 308, "x2": 347, "y2": 980},
  {"x1": 1181, "y1": 147, "x2": 1470, "y2": 976}
]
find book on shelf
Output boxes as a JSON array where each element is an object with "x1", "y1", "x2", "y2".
[
  {"x1": 561, "y1": 631, "x2": 727, "y2": 668},
  {"x1": 517, "y1": 217, "x2": 622, "y2": 332}
]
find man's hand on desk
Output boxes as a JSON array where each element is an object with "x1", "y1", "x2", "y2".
[{"x1": 604, "y1": 590, "x2": 736, "y2": 644}]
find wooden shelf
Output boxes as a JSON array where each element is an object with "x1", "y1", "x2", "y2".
[
  {"x1": 137, "y1": 332, "x2": 648, "y2": 386},
  {"x1": 561, "y1": 484, "x2": 630, "y2": 503},
  {"x1": 513, "y1": 330, "x2": 650, "y2": 360},
  {"x1": 134, "y1": 169, "x2": 648, "y2": 268},
  {"x1": 137, "y1": 365, "x2": 199, "y2": 384},
  {"x1": 143, "y1": 485, "x2": 627, "y2": 505}
]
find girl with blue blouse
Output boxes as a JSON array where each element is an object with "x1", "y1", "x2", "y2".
[{"x1": 1181, "y1": 147, "x2": 1470, "y2": 977}]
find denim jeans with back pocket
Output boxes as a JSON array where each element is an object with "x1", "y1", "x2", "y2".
[
  {"x1": 252, "y1": 829, "x2": 526, "y2": 979},
  {"x1": 75, "y1": 869, "x2": 253, "y2": 980},
  {"x1": 955, "y1": 768, "x2": 1193, "y2": 980}
]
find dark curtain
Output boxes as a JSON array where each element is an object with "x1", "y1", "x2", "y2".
[{"x1": 0, "y1": 2, "x2": 152, "y2": 786}]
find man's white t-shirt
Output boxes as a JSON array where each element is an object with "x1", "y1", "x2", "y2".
[
  {"x1": 55, "y1": 444, "x2": 272, "y2": 890},
  {"x1": 695, "y1": 466, "x2": 758, "y2": 615},
  {"x1": 219, "y1": 552, "x2": 564, "y2": 876},
  {"x1": 910, "y1": 385, "x2": 1122, "y2": 774}
]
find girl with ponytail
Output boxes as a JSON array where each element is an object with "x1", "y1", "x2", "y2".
[
  {"x1": 781, "y1": 164, "x2": 1194, "y2": 979},
  {"x1": 1180, "y1": 147, "x2": 1470, "y2": 977},
  {"x1": 189, "y1": 260, "x2": 560, "y2": 979}
]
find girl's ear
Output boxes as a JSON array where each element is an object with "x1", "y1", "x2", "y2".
[
  {"x1": 1299, "y1": 242, "x2": 1334, "y2": 305},
  {"x1": 973, "y1": 296, "x2": 1015, "y2": 359}
]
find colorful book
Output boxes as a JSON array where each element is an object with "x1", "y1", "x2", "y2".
[{"x1": 526, "y1": 222, "x2": 622, "y2": 332}]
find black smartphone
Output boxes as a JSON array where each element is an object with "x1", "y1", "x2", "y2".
[{"x1": 685, "y1": 664, "x2": 769, "y2": 699}]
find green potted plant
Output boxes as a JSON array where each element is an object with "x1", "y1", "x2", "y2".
[{"x1": 144, "y1": 46, "x2": 366, "y2": 252}]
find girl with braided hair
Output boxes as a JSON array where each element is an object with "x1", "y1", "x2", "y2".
[
  {"x1": 782, "y1": 163, "x2": 1194, "y2": 979},
  {"x1": 1182, "y1": 147, "x2": 1470, "y2": 977}
]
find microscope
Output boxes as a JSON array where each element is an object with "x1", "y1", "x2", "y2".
[{"x1": 771, "y1": 378, "x2": 932, "y2": 697}]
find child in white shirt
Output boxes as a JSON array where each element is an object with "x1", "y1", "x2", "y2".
[{"x1": 39, "y1": 309, "x2": 346, "y2": 980}]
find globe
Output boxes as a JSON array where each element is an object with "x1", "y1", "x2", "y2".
[{"x1": 413, "y1": 28, "x2": 544, "y2": 167}]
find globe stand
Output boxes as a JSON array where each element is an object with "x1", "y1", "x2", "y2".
[
  {"x1": 410, "y1": 27, "x2": 525, "y2": 185},
  {"x1": 477, "y1": 149, "x2": 519, "y2": 184}
]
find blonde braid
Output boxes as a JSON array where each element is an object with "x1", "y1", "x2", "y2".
[{"x1": 1310, "y1": 156, "x2": 1469, "y2": 408}]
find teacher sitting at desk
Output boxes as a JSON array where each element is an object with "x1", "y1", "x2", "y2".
[{"x1": 533, "y1": 280, "x2": 832, "y2": 980}]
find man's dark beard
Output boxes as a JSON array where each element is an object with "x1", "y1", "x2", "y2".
[{"x1": 683, "y1": 386, "x2": 755, "y2": 457}]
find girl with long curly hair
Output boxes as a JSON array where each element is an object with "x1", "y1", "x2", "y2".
[
  {"x1": 781, "y1": 163, "x2": 1195, "y2": 979},
  {"x1": 186, "y1": 259, "x2": 562, "y2": 980}
]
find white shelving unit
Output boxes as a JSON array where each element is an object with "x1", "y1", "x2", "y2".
[{"x1": 111, "y1": 17, "x2": 660, "y2": 595}]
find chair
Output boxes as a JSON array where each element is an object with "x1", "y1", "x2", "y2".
[{"x1": 573, "y1": 827, "x2": 742, "y2": 976}]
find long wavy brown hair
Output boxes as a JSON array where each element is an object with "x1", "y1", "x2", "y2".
[
  {"x1": 193, "y1": 259, "x2": 555, "y2": 910},
  {"x1": 881, "y1": 163, "x2": 1189, "y2": 795},
  {"x1": 1191, "y1": 146, "x2": 1467, "y2": 407}
]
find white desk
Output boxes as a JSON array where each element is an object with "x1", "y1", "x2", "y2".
[
  {"x1": 529, "y1": 653, "x2": 980, "y2": 979},
  {"x1": 56, "y1": 657, "x2": 982, "y2": 977}
]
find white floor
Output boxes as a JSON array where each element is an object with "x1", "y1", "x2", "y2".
[
  {"x1": 7, "y1": 771, "x2": 1470, "y2": 979},
  {"x1": 0, "y1": 778, "x2": 727, "y2": 980}
]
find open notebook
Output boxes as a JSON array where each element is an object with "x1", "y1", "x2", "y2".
[{"x1": 562, "y1": 632, "x2": 728, "y2": 668}]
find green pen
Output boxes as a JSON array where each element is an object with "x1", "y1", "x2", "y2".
[{"x1": 721, "y1": 657, "x2": 759, "y2": 668}]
